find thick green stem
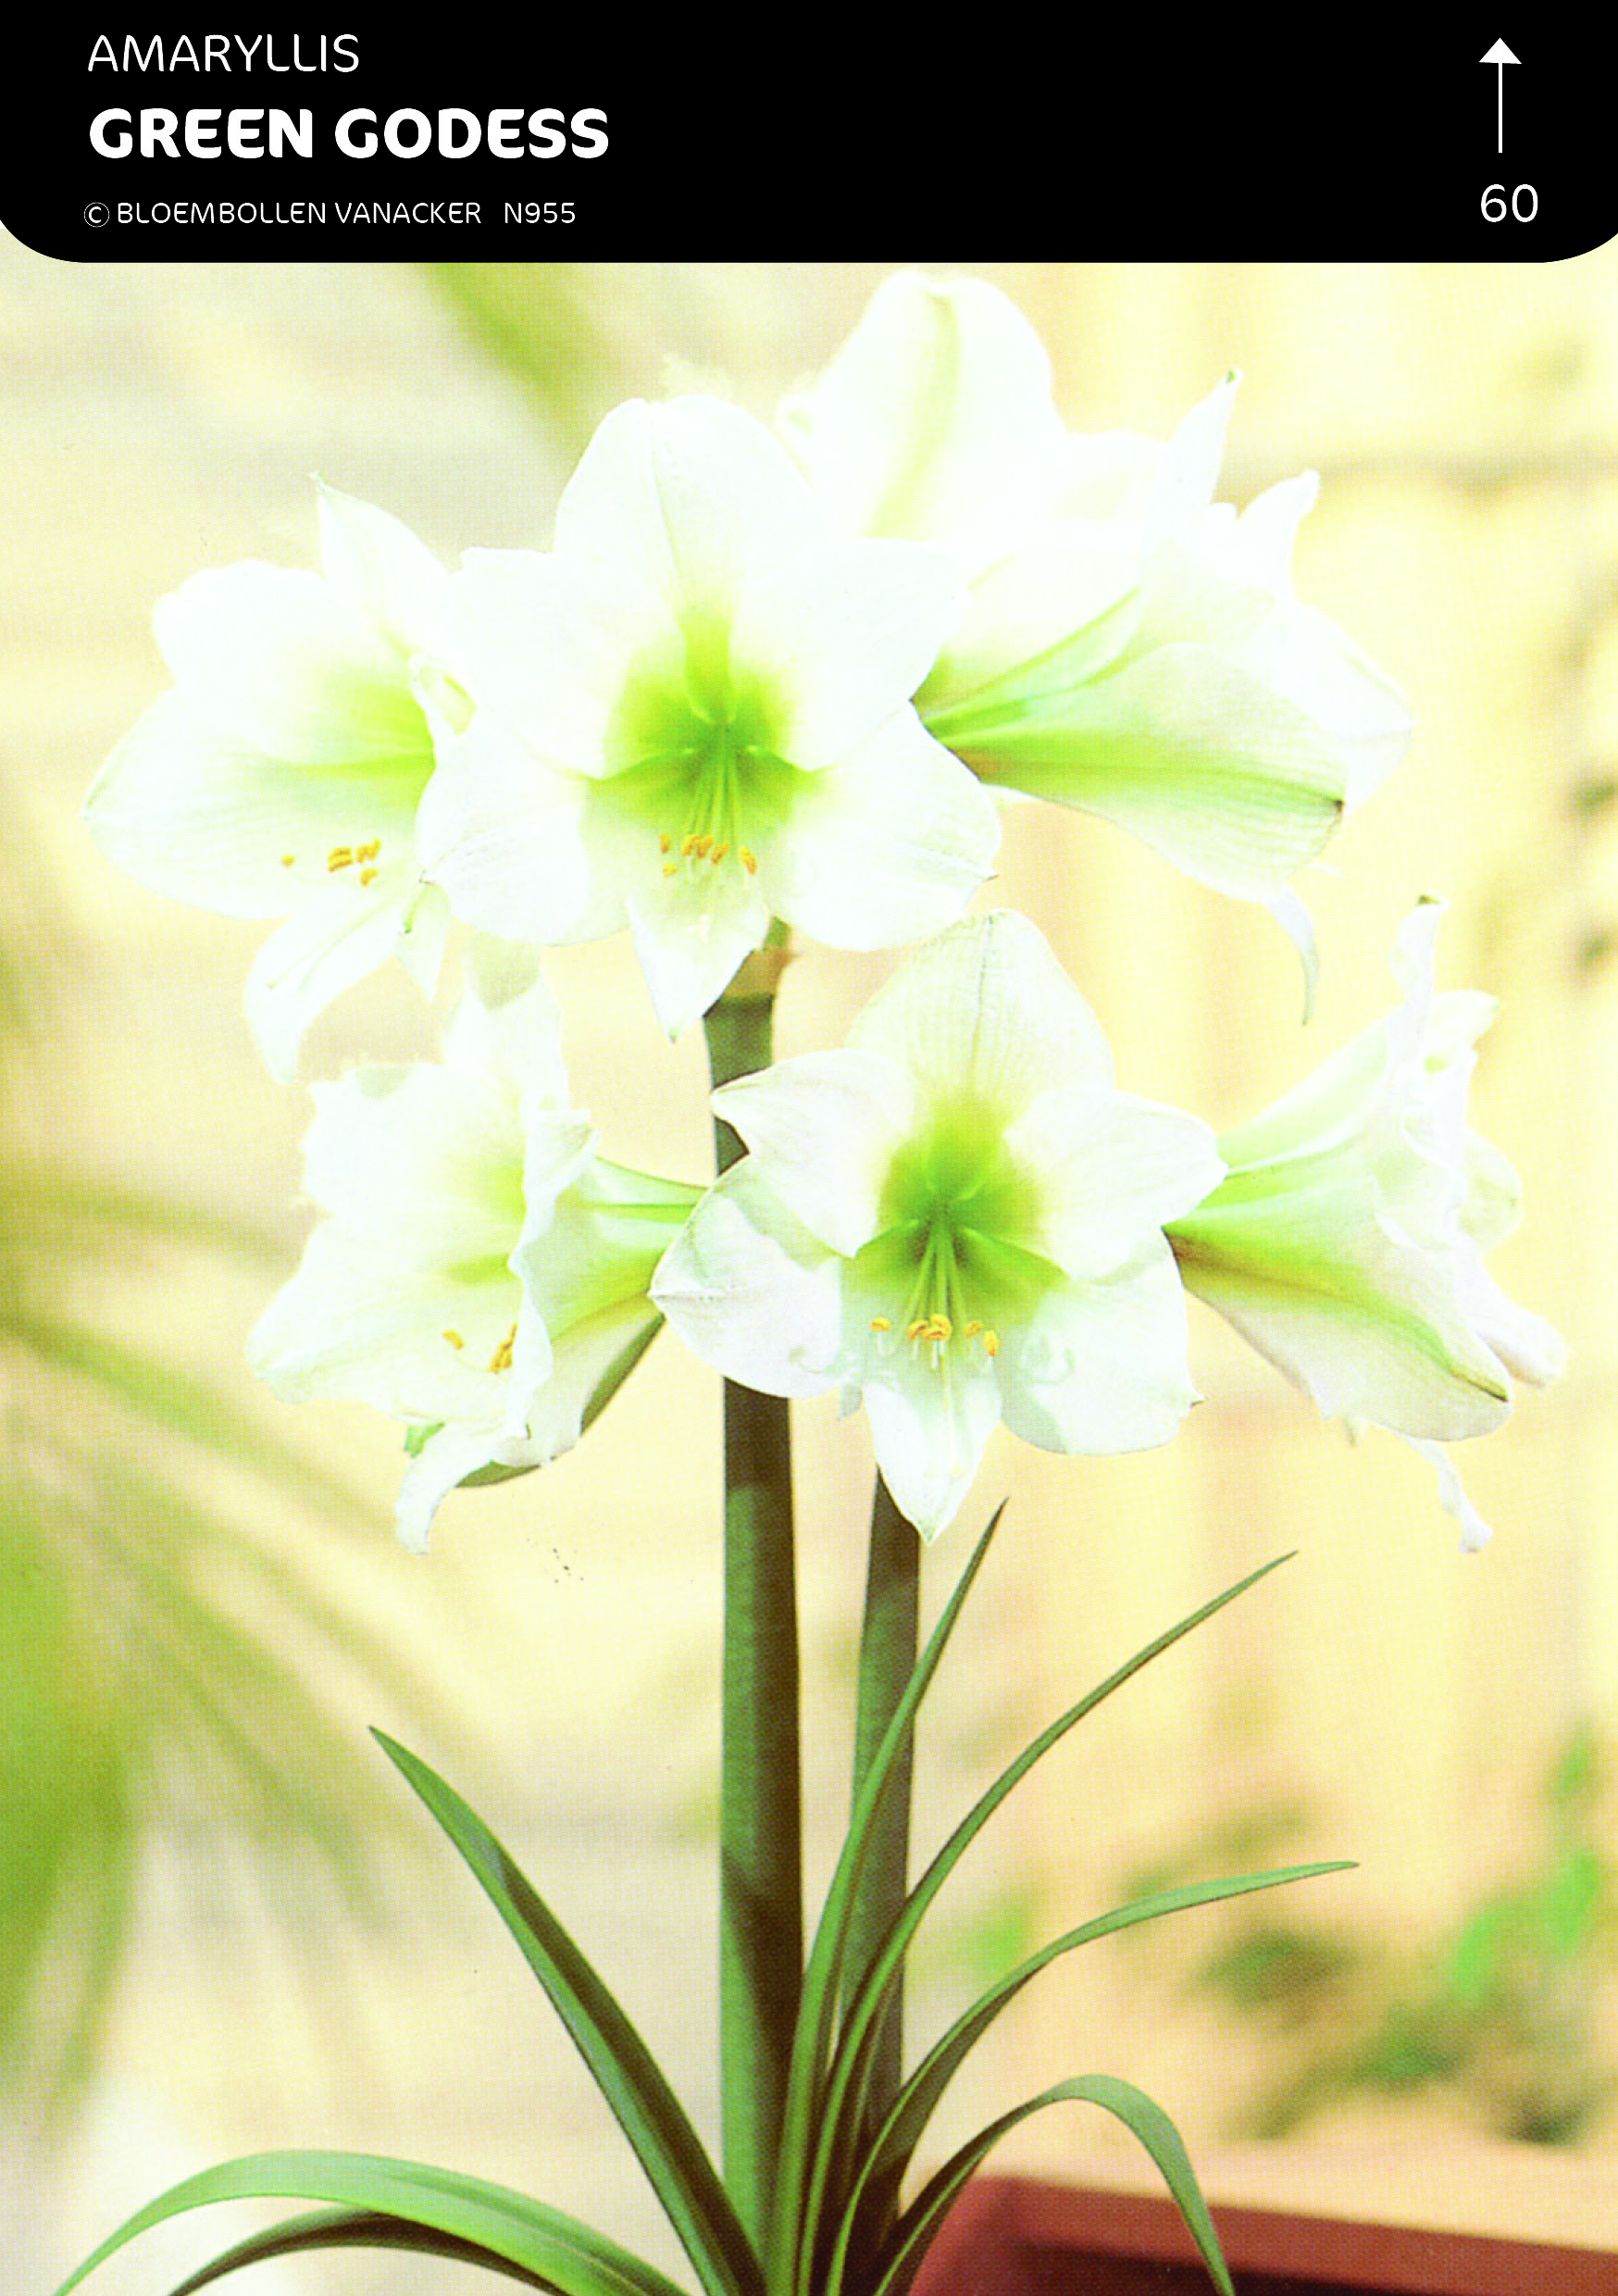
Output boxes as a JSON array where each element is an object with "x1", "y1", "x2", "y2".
[
  {"x1": 704, "y1": 985, "x2": 803, "y2": 2251},
  {"x1": 846, "y1": 1473, "x2": 920, "y2": 2215}
]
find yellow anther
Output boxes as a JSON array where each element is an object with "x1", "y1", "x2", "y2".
[
  {"x1": 906, "y1": 1319, "x2": 929, "y2": 1342},
  {"x1": 964, "y1": 1320, "x2": 984, "y2": 1338},
  {"x1": 869, "y1": 1316, "x2": 891, "y2": 1333},
  {"x1": 355, "y1": 839, "x2": 381, "y2": 863},
  {"x1": 488, "y1": 1323, "x2": 517, "y2": 1374},
  {"x1": 982, "y1": 1329, "x2": 1001, "y2": 1357},
  {"x1": 663, "y1": 860, "x2": 679, "y2": 878},
  {"x1": 694, "y1": 833, "x2": 715, "y2": 858},
  {"x1": 681, "y1": 833, "x2": 702, "y2": 857},
  {"x1": 442, "y1": 1329, "x2": 465, "y2": 1349},
  {"x1": 359, "y1": 867, "x2": 379, "y2": 885},
  {"x1": 740, "y1": 846, "x2": 758, "y2": 874},
  {"x1": 280, "y1": 853, "x2": 296, "y2": 868},
  {"x1": 710, "y1": 841, "x2": 729, "y2": 865},
  {"x1": 327, "y1": 845, "x2": 355, "y2": 871},
  {"x1": 927, "y1": 1315, "x2": 952, "y2": 1343},
  {"x1": 659, "y1": 830, "x2": 672, "y2": 855}
]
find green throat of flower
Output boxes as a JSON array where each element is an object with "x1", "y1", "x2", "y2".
[
  {"x1": 858, "y1": 1101, "x2": 1054, "y2": 1369},
  {"x1": 608, "y1": 612, "x2": 807, "y2": 890}
]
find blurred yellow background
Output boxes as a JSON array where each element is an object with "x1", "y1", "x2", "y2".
[{"x1": 5, "y1": 249, "x2": 1617, "y2": 2290}]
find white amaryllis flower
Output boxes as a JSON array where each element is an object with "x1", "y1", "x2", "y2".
[
  {"x1": 652, "y1": 911, "x2": 1225, "y2": 1539},
  {"x1": 84, "y1": 485, "x2": 454, "y2": 1079},
  {"x1": 1167, "y1": 901, "x2": 1563, "y2": 1548},
  {"x1": 248, "y1": 945, "x2": 698, "y2": 1550},
  {"x1": 781, "y1": 273, "x2": 1413, "y2": 981},
  {"x1": 417, "y1": 395, "x2": 1001, "y2": 1039}
]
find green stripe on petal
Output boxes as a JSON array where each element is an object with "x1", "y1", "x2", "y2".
[{"x1": 933, "y1": 642, "x2": 1348, "y2": 902}]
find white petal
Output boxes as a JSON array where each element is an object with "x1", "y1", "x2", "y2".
[
  {"x1": 735, "y1": 538, "x2": 965, "y2": 767},
  {"x1": 417, "y1": 712, "x2": 604, "y2": 945},
  {"x1": 449, "y1": 547, "x2": 667, "y2": 778},
  {"x1": 715, "y1": 1049, "x2": 915, "y2": 1256},
  {"x1": 521, "y1": 1295, "x2": 666, "y2": 1457},
  {"x1": 849, "y1": 910, "x2": 1115, "y2": 1110},
  {"x1": 766, "y1": 711, "x2": 999, "y2": 950},
  {"x1": 926, "y1": 521, "x2": 1139, "y2": 709},
  {"x1": 780, "y1": 273, "x2": 1067, "y2": 577},
  {"x1": 1005, "y1": 1086, "x2": 1225, "y2": 1278},
  {"x1": 1141, "y1": 373, "x2": 1241, "y2": 542},
  {"x1": 244, "y1": 875, "x2": 424, "y2": 1080},
  {"x1": 155, "y1": 564, "x2": 425, "y2": 766},
  {"x1": 518, "y1": 1158, "x2": 696, "y2": 1337},
  {"x1": 952, "y1": 640, "x2": 1348, "y2": 902},
  {"x1": 299, "y1": 1058, "x2": 528, "y2": 1252},
  {"x1": 394, "y1": 1419, "x2": 516, "y2": 1554},
  {"x1": 85, "y1": 689, "x2": 426, "y2": 924},
  {"x1": 248, "y1": 1221, "x2": 538, "y2": 1428},
  {"x1": 862, "y1": 1346, "x2": 1002, "y2": 1541},
  {"x1": 1227, "y1": 471, "x2": 1317, "y2": 595},
  {"x1": 317, "y1": 485, "x2": 451, "y2": 656},
  {"x1": 1400, "y1": 1436, "x2": 1496, "y2": 1554},
  {"x1": 1172, "y1": 1194, "x2": 1513, "y2": 1441},
  {"x1": 1455, "y1": 1260, "x2": 1565, "y2": 1388},
  {"x1": 626, "y1": 866, "x2": 772, "y2": 1039},
  {"x1": 998, "y1": 1242, "x2": 1201, "y2": 1454},
  {"x1": 394, "y1": 880, "x2": 453, "y2": 992},
  {"x1": 1231, "y1": 598, "x2": 1413, "y2": 812},
  {"x1": 557, "y1": 397, "x2": 824, "y2": 614},
  {"x1": 651, "y1": 1162, "x2": 845, "y2": 1399},
  {"x1": 444, "y1": 959, "x2": 572, "y2": 1113},
  {"x1": 86, "y1": 690, "x2": 323, "y2": 920}
]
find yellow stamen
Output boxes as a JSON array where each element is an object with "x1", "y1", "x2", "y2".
[
  {"x1": 359, "y1": 867, "x2": 379, "y2": 885},
  {"x1": 355, "y1": 839, "x2": 381, "y2": 863},
  {"x1": 280, "y1": 853, "x2": 296, "y2": 868},
  {"x1": 710, "y1": 841, "x2": 729, "y2": 865},
  {"x1": 681, "y1": 833, "x2": 702, "y2": 858},
  {"x1": 927, "y1": 1315, "x2": 952, "y2": 1343},
  {"x1": 327, "y1": 845, "x2": 355, "y2": 871},
  {"x1": 659, "y1": 830, "x2": 672, "y2": 855},
  {"x1": 740, "y1": 846, "x2": 758, "y2": 874},
  {"x1": 442, "y1": 1329, "x2": 464, "y2": 1350},
  {"x1": 869, "y1": 1316, "x2": 891, "y2": 1333},
  {"x1": 693, "y1": 833, "x2": 715, "y2": 858},
  {"x1": 964, "y1": 1320, "x2": 984, "y2": 1338},
  {"x1": 488, "y1": 1323, "x2": 517, "y2": 1374},
  {"x1": 906, "y1": 1319, "x2": 929, "y2": 1342},
  {"x1": 663, "y1": 860, "x2": 679, "y2": 878},
  {"x1": 982, "y1": 1330, "x2": 1001, "y2": 1357}
]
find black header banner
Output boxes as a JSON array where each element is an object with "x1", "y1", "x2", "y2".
[{"x1": 5, "y1": 24, "x2": 1614, "y2": 262}]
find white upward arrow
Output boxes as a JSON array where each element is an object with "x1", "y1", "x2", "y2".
[{"x1": 1481, "y1": 39, "x2": 1520, "y2": 156}]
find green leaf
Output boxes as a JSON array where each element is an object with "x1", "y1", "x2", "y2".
[
  {"x1": 373, "y1": 1731, "x2": 760, "y2": 2296},
  {"x1": 872, "y1": 2077, "x2": 1234, "y2": 2296},
  {"x1": 166, "y1": 2205, "x2": 566, "y2": 2295},
  {"x1": 769, "y1": 1507, "x2": 1003, "y2": 2296},
  {"x1": 825, "y1": 1864, "x2": 1351, "y2": 2295},
  {"x1": 51, "y1": 2151, "x2": 693, "y2": 2296},
  {"x1": 804, "y1": 1554, "x2": 1291, "y2": 2295}
]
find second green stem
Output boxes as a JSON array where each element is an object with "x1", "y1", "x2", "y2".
[{"x1": 705, "y1": 989, "x2": 803, "y2": 2252}]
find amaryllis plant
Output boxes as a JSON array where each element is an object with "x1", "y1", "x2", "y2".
[{"x1": 65, "y1": 273, "x2": 1558, "y2": 2296}]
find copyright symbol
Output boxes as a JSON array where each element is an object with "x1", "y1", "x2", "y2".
[{"x1": 83, "y1": 203, "x2": 108, "y2": 228}]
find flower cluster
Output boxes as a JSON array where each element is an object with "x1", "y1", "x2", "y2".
[{"x1": 86, "y1": 273, "x2": 1558, "y2": 1549}]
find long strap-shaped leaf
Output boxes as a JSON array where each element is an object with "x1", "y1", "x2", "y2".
[
  {"x1": 375, "y1": 1732, "x2": 759, "y2": 2296},
  {"x1": 797, "y1": 1554, "x2": 1290, "y2": 2296},
  {"x1": 766, "y1": 1507, "x2": 1002, "y2": 2296},
  {"x1": 50, "y1": 2150, "x2": 694, "y2": 2296},
  {"x1": 167, "y1": 2204, "x2": 566, "y2": 2295},
  {"x1": 872, "y1": 2077, "x2": 1234, "y2": 2296},
  {"x1": 823, "y1": 1861, "x2": 1350, "y2": 2296}
]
